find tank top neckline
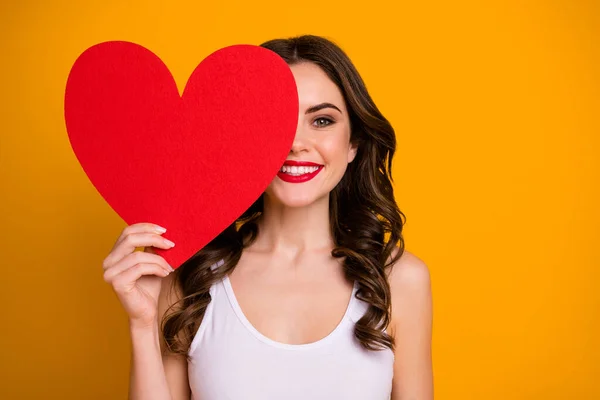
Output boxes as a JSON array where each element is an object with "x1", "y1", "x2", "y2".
[{"x1": 222, "y1": 275, "x2": 359, "y2": 351}]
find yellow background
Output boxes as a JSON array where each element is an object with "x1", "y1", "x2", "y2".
[{"x1": 1, "y1": 0, "x2": 598, "y2": 399}]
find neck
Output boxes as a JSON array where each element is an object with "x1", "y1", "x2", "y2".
[{"x1": 253, "y1": 194, "x2": 334, "y2": 257}]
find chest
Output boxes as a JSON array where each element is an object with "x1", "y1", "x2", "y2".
[
  {"x1": 227, "y1": 271, "x2": 354, "y2": 345},
  {"x1": 187, "y1": 272, "x2": 396, "y2": 400},
  {"x1": 188, "y1": 280, "x2": 394, "y2": 400},
  {"x1": 189, "y1": 339, "x2": 395, "y2": 400}
]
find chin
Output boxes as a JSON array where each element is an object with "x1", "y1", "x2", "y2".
[{"x1": 265, "y1": 188, "x2": 325, "y2": 209}]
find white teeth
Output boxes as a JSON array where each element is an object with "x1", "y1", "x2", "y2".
[{"x1": 279, "y1": 165, "x2": 321, "y2": 175}]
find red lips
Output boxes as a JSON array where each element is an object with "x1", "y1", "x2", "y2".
[{"x1": 277, "y1": 160, "x2": 323, "y2": 183}]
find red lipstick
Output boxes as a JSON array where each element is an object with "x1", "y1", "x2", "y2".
[{"x1": 277, "y1": 160, "x2": 324, "y2": 183}]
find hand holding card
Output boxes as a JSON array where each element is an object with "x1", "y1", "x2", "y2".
[{"x1": 64, "y1": 41, "x2": 299, "y2": 269}]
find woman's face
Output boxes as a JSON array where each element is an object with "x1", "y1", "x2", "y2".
[{"x1": 265, "y1": 61, "x2": 357, "y2": 208}]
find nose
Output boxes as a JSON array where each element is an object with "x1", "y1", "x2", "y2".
[{"x1": 289, "y1": 120, "x2": 309, "y2": 155}]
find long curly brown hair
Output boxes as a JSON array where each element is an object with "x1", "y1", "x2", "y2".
[{"x1": 162, "y1": 34, "x2": 406, "y2": 357}]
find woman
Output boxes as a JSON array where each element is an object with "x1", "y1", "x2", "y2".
[{"x1": 102, "y1": 34, "x2": 433, "y2": 399}]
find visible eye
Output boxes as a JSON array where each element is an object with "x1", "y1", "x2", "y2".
[{"x1": 313, "y1": 117, "x2": 335, "y2": 128}]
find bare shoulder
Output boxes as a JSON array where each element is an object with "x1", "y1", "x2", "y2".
[
  {"x1": 387, "y1": 249, "x2": 431, "y2": 293},
  {"x1": 386, "y1": 249, "x2": 434, "y2": 398},
  {"x1": 386, "y1": 249, "x2": 432, "y2": 336}
]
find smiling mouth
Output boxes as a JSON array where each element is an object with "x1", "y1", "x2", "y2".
[
  {"x1": 277, "y1": 161, "x2": 324, "y2": 183},
  {"x1": 279, "y1": 165, "x2": 321, "y2": 176}
]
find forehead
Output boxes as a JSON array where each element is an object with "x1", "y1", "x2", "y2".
[{"x1": 289, "y1": 62, "x2": 346, "y2": 111}]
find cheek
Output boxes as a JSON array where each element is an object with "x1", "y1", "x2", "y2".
[{"x1": 319, "y1": 133, "x2": 353, "y2": 164}]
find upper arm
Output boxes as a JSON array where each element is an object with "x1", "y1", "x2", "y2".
[
  {"x1": 157, "y1": 271, "x2": 192, "y2": 400},
  {"x1": 388, "y1": 250, "x2": 434, "y2": 400}
]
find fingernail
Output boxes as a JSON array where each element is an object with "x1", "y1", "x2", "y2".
[
  {"x1": 155, "y1": 225, "x2": 167, "y2": 234},
  {"x1": 168, "y1": 265, "x2": 175, "y2": 272},
  {"x1": 163, "y1": 238, "x2": 175, "y2": 247}
]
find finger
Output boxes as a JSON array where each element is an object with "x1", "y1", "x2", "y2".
[
  {"x1": 116, "y1": 223, "x2": 168, "y2": 245},
  {"x1": 104, "y1": 251, "x2": 173, "y2": 281},
  {"x1": 103, "y1": 232, "x2": 175, "y2": 270},
  {"x1": 110, "y1": 263, "x2": 170, "y2": 294},
  {"x1": 104, "y1": 223, "x2": 167, "y2": 268}
]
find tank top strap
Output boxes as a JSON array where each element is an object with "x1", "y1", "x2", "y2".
[
  {"x1": 210, "y1": 259, "x2": 225, "y2": 271},
  {"x1": 347, "y1": 284, "x2": 370, "y2": 324},
  {"x1": 187, "y1": 259, "x2": 225, "y2": 355}
]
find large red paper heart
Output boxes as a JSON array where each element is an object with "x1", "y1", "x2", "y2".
[{"x1": 65, "y1": 41, "x2": 298, "y2": 268}]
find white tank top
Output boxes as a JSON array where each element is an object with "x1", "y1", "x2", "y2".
[{"x1": 187, "y1": 269, "x2": 395, "y2": 399}]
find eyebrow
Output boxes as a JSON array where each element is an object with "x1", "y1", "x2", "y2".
[{"x1": 305, "y1": 102, "x2": 343, "y2": 115}]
